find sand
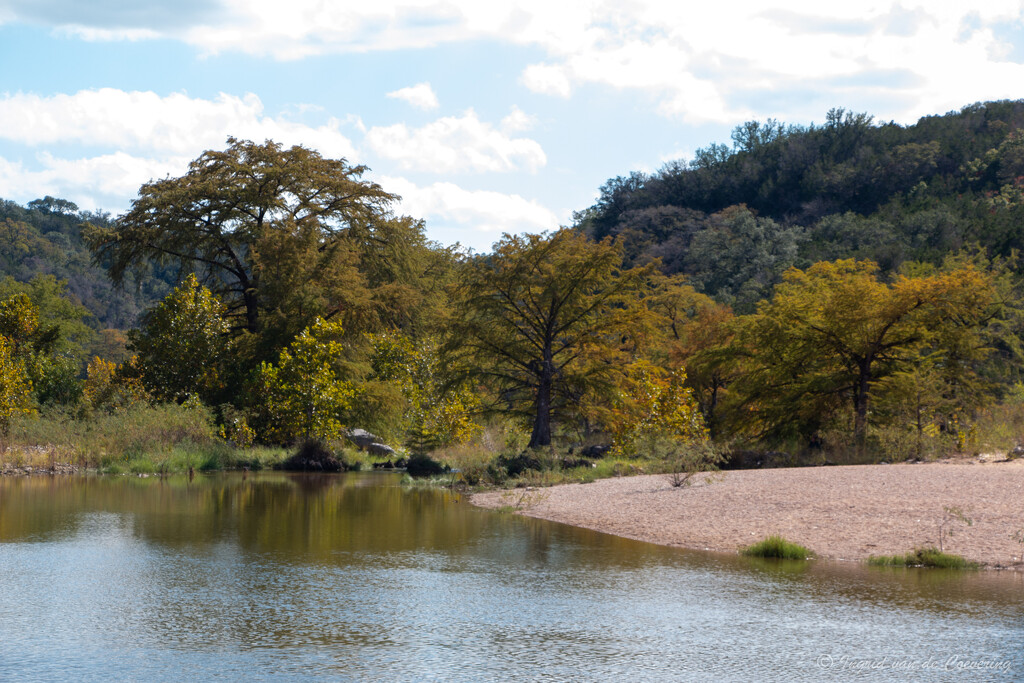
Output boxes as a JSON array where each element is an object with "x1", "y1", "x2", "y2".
[{"x1": 471, "y1": 458, "x2": 1024, "y2": 568}]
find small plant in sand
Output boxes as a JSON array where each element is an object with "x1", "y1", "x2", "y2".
[
  {"x1": 664, "y1": 439, "x2": 726, "y2": 488},
  {"x1": 497, "y1": 487, "x2": 548, "y2": 513},
  {"x1": 938, "y1": 505, "x2": 972, "y2": 552},
  {"x1": 1012, "y1": 528, "x2": 1024, "y2": 565},
  {"x1": 741, "y1": 535, "x2": 814, "y2": 560},
  {"x1": 868, "y1": 547, "x2": 977, "y2": 569}
]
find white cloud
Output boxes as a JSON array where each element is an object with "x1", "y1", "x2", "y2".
[
  {"x1": 500, "y1": 106, "x2": 536, "y2": 133},
  {"x1": 0, "y1": 89, "x2": 358, "y2": 160},
  {"x1": 380, "y1": 175, "x2": 561, "y2": 251},
  {"x1": 10, "y1": 3, "x2": 1024, "y2": 125},
  {"x1": 0, "y1": 152, "x2": 190, "y2": 211},
  {"x1": 365, "y1": 109, "x2": 546, "y2": 174},
  {"x1": 386, "y1": 82, "x2": 440, "y2": 110},
  {"x1": 520, "y1": 63, "x2": 572, "y2": 98}
]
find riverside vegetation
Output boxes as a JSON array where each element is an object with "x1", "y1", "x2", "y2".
[{"x1": 6, "y1": 102, "x2": 1024, "y2": 483}]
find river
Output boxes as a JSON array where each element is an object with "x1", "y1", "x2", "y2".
[{"x1": 0, "y1": 472, "x2": 1020, "y2": 681}]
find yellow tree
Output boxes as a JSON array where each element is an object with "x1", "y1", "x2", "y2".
[
  {"x1": 0, "y1": 336, "x2": 33, "y2": 435},
  {"x1": 369, "y1": 332, "x2": 480, "y2": 454},
  {"x1": 733, "y1": 259, "x2": 999, "y2": 447},
  {"x1": 607, "y1": 363, "x2": 708, "y2": 456},
  {"x1": 449, "y1": 230, "x2": 652, "y2": 448},
  {"x1": 645, "y1": 272, "x2": 737, "y2": 438}
]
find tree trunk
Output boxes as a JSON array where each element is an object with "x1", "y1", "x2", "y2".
[
  {"x1": 244, "y1": 287, "x2": 259, "y2": 333},
  {"x1": 853, "y1": 360, "x2": 871, "y2": 451},
  {"x1": 529, "y1": 349, "x2": 554, "y2": 448}
]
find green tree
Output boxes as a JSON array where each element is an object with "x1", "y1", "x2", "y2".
[
  {"x1": 450, "y1": 230, "x2": 651, "y2": 448},
  {"x1": 255, "y1": 318, "x2": 354, "y2": 443},
  {"x1": 686, "y1": 205, "x2": 804, "y2": 312},
  {"x1": 0, "y1": 287, "x2": 87, "y2": 407},
  {"x1": 128, "y1": 274, "x2": 231, "y2": 403},
  {"x1": 85, "y1": 138, "x2": 403, "y2": 340}
]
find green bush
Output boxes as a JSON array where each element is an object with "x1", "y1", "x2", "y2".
[
  {"x1": 741, "y1": 535, "x2": 813, "y2": 560},
  {"x1": 867, "y1": 547, "x2": 977, "y2": 569}
]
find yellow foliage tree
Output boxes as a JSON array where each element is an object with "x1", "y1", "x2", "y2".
[
  {"x1": 370, "y1": 332, "x2": 480, "y2": 454},
  {"x1": 83, "y1": 356, "x2": 149, "y2": 412},
  {"x1": 0, "y1": 336, "x2": 34, "y2": 435},
  {"x1": 608, "y1": 363, "x2": 708, "y2": 458},
  {"x1": 257, "y1": 318, "x2": 354, "y2": 443},
  {"x1": 733, "y1": 259, "x2": 1000, "y2": 447}
]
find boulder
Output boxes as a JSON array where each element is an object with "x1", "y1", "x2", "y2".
[
  {"x1": 580, "y1": 445, "x2": 611, "y2": 459},
  {"x1": 346, "y1": 428, "x2": 381, "y2": 450},
  {"x1": 367, "y1": 442, "x2": 396, "y2": 458},
  {"x1": 1007, "y1": 445, "x2": 1024, "y2": 461},
  {"x1": 498, "y1": 452, "x2": 542, "y2": 477}
]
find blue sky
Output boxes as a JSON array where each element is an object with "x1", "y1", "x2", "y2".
[{"x1": 2, "y1": 2, "x2": 1024, "y2": 251}]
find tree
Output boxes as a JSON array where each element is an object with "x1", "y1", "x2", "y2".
[
  {"x1": 85, "y1": 138, "x2": 399, "y2": 339},
  {"x1": 685, "y1": 205, "x2": 804, "y2": 312},
  {"x1": 369, "y1": 331, "x2": 479, "y2": 454},
  {"x1": 645, "y1": 273, "x2": 737, "y2": 438},
  {"x1": 0, "y1": 336, "x2": 33, "y2": 434},
  {"x1": 732, "y1": 259, "x2": 999, "y2": 448},
  {"x1": 128, "y1": 274, "x2": 231, "y2": 403},
  {"x1": 255, "y1": 318, "x2": 354, "y2": 444},
  {"x1": 450, "y1": 230, "x2": 651, "y2": 449}
]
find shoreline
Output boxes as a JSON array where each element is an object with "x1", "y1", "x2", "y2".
[{"x1": 471, "y1": 459, "x2": 1024, "y2": 570}]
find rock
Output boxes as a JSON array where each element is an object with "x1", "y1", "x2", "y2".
[
  {"x1": 406, "y1": 454, "x2": 447, "y2": 477},
  {"x1": 498, "y1": 452, "x2": 542, "y2": 477},
  {"x1": 367, "y1": 442, "x2": 396, "y2": 457},
  {"x1": 1007, "y1": 445, "x2": 1024, "y2": 461},
  {"x1": 722, "y1": 450, "x2": 788, "y2": 470},
  {"x1": 346, "y1": 428, "x2": 381, "y2": 451},
  {"x1": 580, "y1": 445, "x2": 610, "y2": 459},
  {"x1": 560, "y1": 457, "x2": 595, "y2": 469}
]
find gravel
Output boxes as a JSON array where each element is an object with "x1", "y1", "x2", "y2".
[{"x1": 472, "y1": 458, "x2": 1024, "y2": 568}]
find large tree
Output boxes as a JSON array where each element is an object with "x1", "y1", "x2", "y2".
[
  {"x1": 85, "y1": 138, "x2": 407, "y2": 342},
  {"x1": 450, "y1": 230, "x2": 650, "y2": 448},
  {"x1": 733, "y1": 259, "x2": 1000, "y2": 447}
]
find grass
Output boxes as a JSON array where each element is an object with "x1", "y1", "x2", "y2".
[
  {"x1": 741, "y1": 535, "x2": 814, "y2": 560},
  {"x1": 867, "y1": 546, "x2": 978, "y2": 569},
  {"x1": 2, "y1": 403, "x2": 290, "y2": 474}
]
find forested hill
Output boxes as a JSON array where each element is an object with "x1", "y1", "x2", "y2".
[
  {"x1": 575, "y1": 100, "x2": 1024, "y2": 312},
  {"x1": 0, "y1": 197, "x2": 175, "y2": 330}
]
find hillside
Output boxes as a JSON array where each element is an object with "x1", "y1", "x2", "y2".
[
  {"x1": 575, "y1": 100, "x2": 1024, "y2": 312},
  {"x1": 0, "y1": 197, "x2": 176, "y2": 331}
]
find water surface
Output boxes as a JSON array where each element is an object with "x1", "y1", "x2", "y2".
[{"x1": 0, "y1": 473, "x2": 1021, "y2": 681}]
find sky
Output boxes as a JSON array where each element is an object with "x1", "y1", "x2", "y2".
[{"x1": 2, "y1": 2, "x2": 1024, "y2": 251}]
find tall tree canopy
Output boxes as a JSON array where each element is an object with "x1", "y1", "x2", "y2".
[
  {"x1": 450, "y1": 230, "x2": 650, "y2": 448},
  {"x1": 732, "y1": 259, "x2": 1001, "y2": 447},
  {"x1": 85, "y1": 138, "x2": 416, "y2": 345}
]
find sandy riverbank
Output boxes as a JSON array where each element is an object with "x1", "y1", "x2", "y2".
[{"x1": 472, "y1": 458, "x2": 1024, "y2": 568}]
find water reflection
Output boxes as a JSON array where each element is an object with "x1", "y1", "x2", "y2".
[{"x1": 0, "y1": 473, "x2": 1021, "y2": 681}]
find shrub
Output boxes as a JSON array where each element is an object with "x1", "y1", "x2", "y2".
[
  {"x1": 867, "y1": 547, "x2": 977, "y2": 569},
  {"x1": 279, "y1": 438, "x2": 346, "y2": 472},
  {"x1": 741, "y1": 535, "x2": 813, "y2": 560},
  {"x1": 406, "y1": 453, "x2": 447, "y2": 477}
]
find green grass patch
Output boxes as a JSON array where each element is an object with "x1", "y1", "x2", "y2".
[
  {"x1": 741, "y1": 535, "x2": 814, "y2": 560},
  {"x1": 867, "y1": 546, "x2": 978, "y2": 569}
]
